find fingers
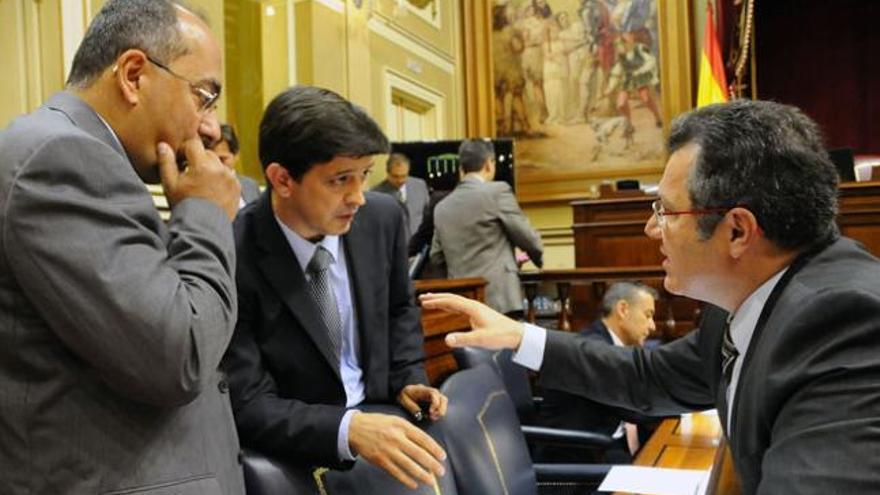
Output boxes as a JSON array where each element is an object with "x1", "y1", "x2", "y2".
[
  {"x1": 349, "y1": 413, "x2": 447, "y2": 489},
  {"x1": 445, "y1": 331, "x2": 480, "y2": 348},
  {"x1": 180, "y1": 136, "x2": 209, "y2": 171},
  {"x1": 398, "y1": 385, "x2": 449, "y2": 421},
  {"x1": 396, "y1": 387, "x2": 422, "y2": 420},
  {"x1": 156, "y1": 142, "x2": 179, "y2": 192},
  {"x1": 418, "y1": 292, "x2": 473, "y2": 314}
]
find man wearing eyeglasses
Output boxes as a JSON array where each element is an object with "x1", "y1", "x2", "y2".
[
  {"x1": 422, "y1": 99, "x2": 880, "y2": 494},
  {"x1": 0, "y1": 1, "x2": 243, "y2": 494}
]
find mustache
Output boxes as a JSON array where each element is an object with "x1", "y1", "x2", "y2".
[{"x1": 173, "y1": 135, "x2": 218, "y2": 171}]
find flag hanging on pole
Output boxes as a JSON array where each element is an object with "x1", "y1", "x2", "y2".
[{"x1": 696, "y1": 2, "x2": 729, "y2": 107}]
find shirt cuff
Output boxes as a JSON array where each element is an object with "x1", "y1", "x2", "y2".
[
  {"x1": 511, "y1": 323, "x2": 547, "y2": 371},
  {"x1": 338, "y1": 409, "x2": 359, "y2": 461}
]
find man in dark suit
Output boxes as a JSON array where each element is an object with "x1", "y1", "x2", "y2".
[
  {"x1": 538, "y1": 282, "x2": 659, "y2": 463},
  {"x1": 0, "y1": 1, "x2": 244, "y2": 493},
  {"x1": 431, "y1": 139, "x2": 544, "y2": 315},
  {"x1": 223, "y1": 86, "x2": 448, "y2": 491},
  {"x1": 372, "y1": 153, "x2": 430, "y2": 240},
  {"x1": 214, "y1": 123, "x2": 261, "y2": 208},
  {"x1": 423, "y1": 99, "x2": 880, "y2": 494}
]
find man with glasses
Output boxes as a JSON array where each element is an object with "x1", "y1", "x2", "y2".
[
  {"x1": 0, "y1": 1, "x2": 243, "y2": 494},
  {"x1": 422, "y1": 99, "x2": 880, "y2": 494}
]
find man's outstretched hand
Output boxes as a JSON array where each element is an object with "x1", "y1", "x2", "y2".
[{"x1": 418, "y1": 293, "x2": 525, "y2": 350}]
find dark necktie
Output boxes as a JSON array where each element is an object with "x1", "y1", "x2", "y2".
[
  {"x1": 307, "y1": 246, "x2": 342, "y2": 361},
  {"x1": 721, "y1": 320, "x2": 739, "y2": 388}
]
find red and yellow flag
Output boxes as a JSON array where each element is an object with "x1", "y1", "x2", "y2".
[{"x1": 696, "y1": 3, "x2": 729, "y2": 107}]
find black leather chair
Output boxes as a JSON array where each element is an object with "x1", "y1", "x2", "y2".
[
  {"x1": 430, "y1": 363, "x2": 612, "y2": 495},
  {"x1": 241, "y1": 404, "x2": 458, "y2": 495},
  {"x1": 453, "y1": 347, "x2": 615, "y2": 462}
]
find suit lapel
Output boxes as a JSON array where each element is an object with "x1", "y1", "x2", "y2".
[
  {"x1": 253, "y1": 197, "x2": 342, "y2": 379},
  {"x1": 727, "y1": 236, "x2": 837, "y2": 446}
]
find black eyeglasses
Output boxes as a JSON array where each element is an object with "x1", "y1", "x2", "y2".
[{"x1": 146, "y1": 55, "x2": 219, "y2": 113}]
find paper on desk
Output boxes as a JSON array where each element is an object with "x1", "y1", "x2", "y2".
[{"x1": 598, "y1": 465, "x2": 710, "y2": 495}]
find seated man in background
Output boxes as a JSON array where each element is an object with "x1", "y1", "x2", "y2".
[
  {"x1": 422, "y1": 100, "x2": 880, "y2": 494},
  {"x1": 372, "y1": 152, "x2": 429, "y2": 241},
  {"x1": 223, "y1": 85, "x2": 447, "y2": 491},
  {"x1": 431, "y1": 139, "x2": 543, "y2": 316},
  {"x1": 538, "y1": 282, "x2": 661, "y2": 463},
  {"x1": 213, "y1": 123, "x2": 261, "y2": 208}
]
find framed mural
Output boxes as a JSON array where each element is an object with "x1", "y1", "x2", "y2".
[{"x1": 485, "y1": 0, "x2": 694, "y2": 203}]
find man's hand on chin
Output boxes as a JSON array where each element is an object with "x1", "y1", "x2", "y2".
[
  {"x1": 348, "y1": 412, "x2": 447, "y2": 489},
  {"x1": 419, "y1": 293, "x2": 525, "y2": 350}
]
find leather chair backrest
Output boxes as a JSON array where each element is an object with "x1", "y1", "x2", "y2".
[
  {"x1": 453, "y1": 347, "x2": 536, "y2": 423},
  {"x1": 241, "y1": 449, "x2": 317, "y2": 495},
  {"x1": 430, "y1": 364, "x2": 537, "y2": 495},
  {"x1": 242, "y1": 404, "x2": 458, "y2": 495}
]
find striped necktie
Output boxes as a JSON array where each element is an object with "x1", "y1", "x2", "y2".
[{"x1": 721, "y1": 321, "x2": 738, "y2": 386}]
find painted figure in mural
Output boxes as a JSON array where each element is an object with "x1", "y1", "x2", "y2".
[
  {"x1": 557, "y1": 11, "x2": 589, "y2": 124},
  {"x1": 606, "y1": 30, "x2": 662, "y2": 144},
  {"x1": 518, "y1": 2, "x2": 551, "y2": 124},
  {"x1": 492, "y1": 2, "x2": 531, "y2": 136},
  {"x1": 543, "y1": 12, "x2": 570, "y2": 125}
]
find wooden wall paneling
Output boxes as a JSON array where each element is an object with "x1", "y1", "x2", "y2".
[{"x1": 459, "y1": 0, "x2": 493, "y2": 137}]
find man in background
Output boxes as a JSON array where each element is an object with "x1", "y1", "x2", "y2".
[
  {"x1": 214, "y1": 123, "x2": 261, "y2": 208},
  {"x1": 539, "y1": 282, "x2": 660, "y2": 463},
  {"x1": 0, "y1": 1, "x2": 244, "y2": 493},
  {"x1": 224, "y1": 86, "x2": 447, "y2": 491},
  {"x1": 372, "y1": 152, "x2": 430, "y2": 240},
  {"x1": 431, "y1": 139, "x2": 543, "y2": 316}
]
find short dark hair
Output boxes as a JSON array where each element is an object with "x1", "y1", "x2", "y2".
[
  {"x1": 459, "y1": 139, "x2": 495, "y2": 173},
  {"x1": 386, "y1": 153, "x2": 410, "y2": 172},
  {"x1": 601, "y1": 281, "x2": 658, "y2": 317},
  {"x1": 259, "y1": 86, "x2": 390, "y2": 181},
  {"x1": 669, "y1": 99, "x2": 839, "y2": 250},
  {"x1": 67, "y1": 0, "x2": 199, "y2": 88},
  {"x1": 219, "y1": 124, "x2": 239, "y2": 154}
]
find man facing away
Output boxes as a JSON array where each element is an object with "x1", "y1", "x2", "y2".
[
  {"x1": 423, "y1": 99, "x2": 880, "y2": 494},
  {"x1": 538, "y1": 281, "x2": 659, "y2": 463},
  {"x1": 223, "y1": 85, "x2": 448, "y2": 491},
  {"x1": 431, "y1": 139, "x2": 543, "y2": 315},
  {"x1": 0, "y1": 1, "x2": 244, "y2": 493},
  {"x1": 372, "y1": 152, "x2": 430, "y2": 241}
]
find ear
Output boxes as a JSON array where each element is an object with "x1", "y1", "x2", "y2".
[
  {"x1": 113, "y1": 49, "x2": 149, "y2": 106},
  {"x1": 724, "y1": 207, "x2": 761, "y2": 259},
  {"x1": 614, "y1": 299, "x2": 629, "y2": 320},
  {"x1": 266, "y1": 163, "x2": 295, "y2": 197}
]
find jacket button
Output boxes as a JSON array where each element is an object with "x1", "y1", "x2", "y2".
[{"x1": 218, "y1": 380, "x2": 229, "y2": 393}]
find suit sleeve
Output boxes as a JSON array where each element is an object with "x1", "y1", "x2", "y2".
[
  {"x1": 222, "y1": 277, "x2": 349, "y2": 467},
  {"x1": 4, "y1": 135, "x2": 236, "y2": 407},
  {"x1": 494, "y1": 183, "x2": 544, "y2": 268},
  {"x1": 385, "y1": 201, "x2": 429, "y2": 394},
  {"x1": 753, "y1": 289, "x2": 880, "y2": 494},
  {"x1": 538, "y1": 324, "x2": 717, "y2": 417}
]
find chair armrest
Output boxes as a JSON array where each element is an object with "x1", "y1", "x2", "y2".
[
  {"x1": 534, "y1": 463, "x2": 614, "y2": 483},
  {"x1": 521, "y1": 425, "x2": 615, "y2": 449}
]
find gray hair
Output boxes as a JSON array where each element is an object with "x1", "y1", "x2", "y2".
[
  {"x1": 66, "y1": 0, "x2": 203, "y2": 88},
  {"x1": 600, "y1": 281, "x2": 658, "y2": 317},
  {"x1": 668, "y1": 99, "x2": 838, "y2": 249}
]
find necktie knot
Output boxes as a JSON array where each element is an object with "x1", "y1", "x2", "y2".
[{"x1": 308, "y1": 246, "x2": 333, "y2": 274}]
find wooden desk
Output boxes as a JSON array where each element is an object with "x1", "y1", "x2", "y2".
[
  {"x1": 617, "y1": 413, "x2": 740, "y2": 495},
  {"x1": 414, "y1": 277, "x2": 486, "y2": 385}
]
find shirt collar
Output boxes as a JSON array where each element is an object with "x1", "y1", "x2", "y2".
[
  {"x1": 273, "y1": 215, "x2": 341, "y2": 272},
  {"x1": 728, "y1": 267, "x2": 789, "y2": 353},
  {"x1": 607, "y1": 326, "x2": 625, "y2": 347}
]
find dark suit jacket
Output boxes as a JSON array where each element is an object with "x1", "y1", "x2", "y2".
[
  {"x1": 372, "y1": 176, "x2": 429, "y2": 239},
  {"x1": 0, "y1": 92, "x2": 243, "y2": 494},
  {"x1": 223, "y1": 191, "x2": 428, "y2": 468},
  {"x1": 538, "y1": 320, "x2": 658, "y2": 462},
  {"x1": 538, "y1": 236, "x2": 880, "y2": 494}
]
